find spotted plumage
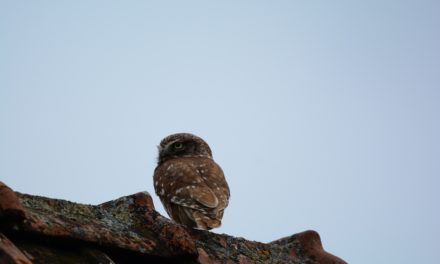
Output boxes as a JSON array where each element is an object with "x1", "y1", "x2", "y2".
[{"x1": 153, "y1": 133, "x2": 230, "y2": 230}]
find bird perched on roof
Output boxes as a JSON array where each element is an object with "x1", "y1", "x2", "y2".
[{"x1": 153, "y1": 133, "x2": 230, "y2": 230}]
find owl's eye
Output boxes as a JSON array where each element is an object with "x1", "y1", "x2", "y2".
[{"x1": 173, "y1": 142, "x2": 184, "y2": 150}]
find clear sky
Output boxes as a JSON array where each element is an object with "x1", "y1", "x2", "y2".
[{"x1": 1, "y1": 1, "x2": 439, "y2": 263}]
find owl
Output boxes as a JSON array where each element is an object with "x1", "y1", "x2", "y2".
[{"x1": 153, "y1": 133, "x2": 230, "y2": 230}]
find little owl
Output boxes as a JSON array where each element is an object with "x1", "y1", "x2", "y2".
[{"x1": 153, "y1": 133, "x2": 230, "y2": 230}]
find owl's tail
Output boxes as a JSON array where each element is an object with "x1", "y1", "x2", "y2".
[
  {"x1": 191, "y1": 210, "x2": 222, "y2": 230},
  {"x1": 168, "y1": 203, "x2": 224, "y2": 230}
]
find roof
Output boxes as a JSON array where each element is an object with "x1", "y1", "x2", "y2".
[{"x1": 0, "y1": 181, "x2": 346, "y2": 263}]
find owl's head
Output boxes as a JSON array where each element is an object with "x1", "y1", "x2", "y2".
[{"x1": 157, "y1": 133, "x2": 213, "y2": 164}]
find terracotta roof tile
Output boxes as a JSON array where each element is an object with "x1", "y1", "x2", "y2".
[{"x1": 0, "y1": 182, "x2": 346, "y2": 264}]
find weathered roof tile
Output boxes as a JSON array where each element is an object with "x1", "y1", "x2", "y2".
[{"x1": 0, "y1": 182, "x2": 346, "y2": 264}]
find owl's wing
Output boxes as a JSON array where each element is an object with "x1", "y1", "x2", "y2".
[
  {"x1": 170, "y1": 185, "x2": 219, "y2": 209},
  {"x1": 189, "y1": 187, "x2": 219, "y2": 208},
  {"x1": 154, "y1": 159, "x2": 225, "y2": 210}
]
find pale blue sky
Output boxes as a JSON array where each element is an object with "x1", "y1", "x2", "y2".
[{"x1": 1, "y1": 1, "x2": 439, "y2": 263}]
